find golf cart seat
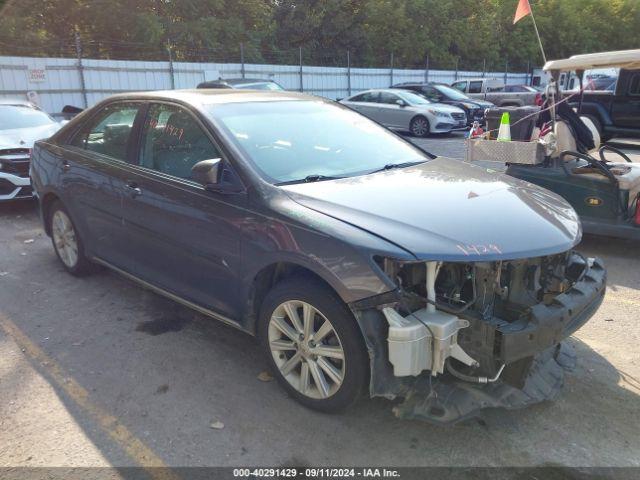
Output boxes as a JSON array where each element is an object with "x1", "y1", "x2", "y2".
[
  {"x1": 553, "y1": 117, "x2": 600, "y2": 156},
  {"x1": 556, "y1": 118, "x2": 640, "y2": 209}
]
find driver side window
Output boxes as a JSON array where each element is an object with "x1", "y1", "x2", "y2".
[{"x1": 138, "y1": 104, "x2": 221, "y2": 181}]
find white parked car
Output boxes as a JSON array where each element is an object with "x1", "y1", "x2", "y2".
[
  {"x1": 0, "y1": 99, "x2": 62, "y2": 201},
  {"x1": 340, "y1": 89, "x2": 467, "y2": 137}
]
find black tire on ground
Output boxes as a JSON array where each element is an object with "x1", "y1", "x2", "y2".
[
  {"x1": 257, "y1": 276, "x2": 369, "y2": 413},
  {"x1": 47, "y1": 200, "x2": 96, "y2": 276},
  {"x1": 410, "y1": 115, "x2": 431, "y2": 137}
]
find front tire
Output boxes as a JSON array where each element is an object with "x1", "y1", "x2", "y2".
[
  {"x1": 258, "y1": 276, "x2": 369, "y2": 412},
  {"x1": 410, "y1": 116, "x2": 430, "y2": 137},
  {"x1": 48, "y1": 200, "x2": 95, "y2": 276}
]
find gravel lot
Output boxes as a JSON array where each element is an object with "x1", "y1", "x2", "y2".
[{"x1": 1, "y1": 135, "x2": 639, "y2": 472}]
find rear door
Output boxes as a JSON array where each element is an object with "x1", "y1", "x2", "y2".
[
  {"x1": 62, "y1": 102, "x2": 144, "y2": 267},
  {"x1": 343, "y1": 92, "x2": 380, "y2": 119},
  {"x1": 120, "y1": 102, "x2": 247, "y2": 320}
]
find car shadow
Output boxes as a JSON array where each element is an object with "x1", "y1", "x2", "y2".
[
  {"x1": 0, "y1": 198, "x2": 38, "y2": 216},
  {"x1": 3, "y1": 273, "x2": 639, "y2": 468}
]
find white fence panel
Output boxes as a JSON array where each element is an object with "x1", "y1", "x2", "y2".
[{"x1": 0, "y1": 55, "x2": 530, "y2": 113}]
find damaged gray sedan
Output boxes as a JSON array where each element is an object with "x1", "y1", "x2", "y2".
[{"x1": 31, "y1": 90, "x2": 606, "y2": 423}]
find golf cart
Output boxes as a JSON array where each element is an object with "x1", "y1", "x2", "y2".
[{"x1": 467, "y1": 49, "x2": 640, "y2": 240}]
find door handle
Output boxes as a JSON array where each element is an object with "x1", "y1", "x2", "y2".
[
  {"x1": 61, "y1": 160, "x2": 71, "y2": 171},
  {"x1": 125, "y1": 181, "x2": 142, "y2": 198}
]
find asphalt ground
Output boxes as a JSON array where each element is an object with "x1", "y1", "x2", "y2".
[{"x1": 0, "y1": 133, "x2": 639, "y2": 474}]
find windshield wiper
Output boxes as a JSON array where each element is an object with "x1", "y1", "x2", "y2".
[
  {"x1": 367, "y1": 160, "x2": 427, "y2": 175},
  {"x1": 277, "y1": 174, "x2": 345, "y2": 186}
]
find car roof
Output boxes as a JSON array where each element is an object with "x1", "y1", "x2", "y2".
[
  {"x1": 96, "y1": 89, "x2": 320, "y2": 108},
  {"x1": 544, "y1": 49, "x2": 640, "y2": 72},
  {"x1": 201, "y1": 78, "x2": 277, "y2": 85},
  {"x1": 352, "y1": 88, "x2": 411, "y2": 95},
  {"x1": 0, "y1": 98, "x2": 34, "y2": 107}
]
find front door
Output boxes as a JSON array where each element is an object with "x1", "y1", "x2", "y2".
[
  {"x1": 375, "y1": 92, "x2": 409, "y2": 128},
  {"x1": 120, "y1": 102, "x2": 246, "y2": 320}
]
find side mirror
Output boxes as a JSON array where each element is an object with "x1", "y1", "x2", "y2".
[
  {"x1": 395, "y1": 99, "x2": 407, "y2": 107},
  {"x1": 191, "y1": 158, "x2": 222, "y2": 186}
]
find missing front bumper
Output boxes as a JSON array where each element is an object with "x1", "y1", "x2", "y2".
[
  {"x1": 351, "y1": 257, "x2": 606, "y2": 424},
  {"x1": 393, "y1": 342, "x2": 576, "y2": 424}
]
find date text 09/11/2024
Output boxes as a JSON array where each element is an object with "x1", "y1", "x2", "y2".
[{"x1": 232, "y1": 468, "x2": 401, "y2": 478}]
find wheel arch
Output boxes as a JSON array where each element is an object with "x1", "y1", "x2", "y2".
[
  {"x1": 243, "y1": 260, "x2": 351, "y2": 335},
  {"x1": 570, "y1": 102, "x2": 611, "y2": 127},
  {"x1": 41, "y1": 192, "x2": 62, "y2": 236}
]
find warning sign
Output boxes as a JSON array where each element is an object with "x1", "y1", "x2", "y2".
[{"x1": 27, "y1": 69, "x2": 46, "y2": 83}]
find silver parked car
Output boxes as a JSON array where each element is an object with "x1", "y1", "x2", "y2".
[{"x1": 340, "y1": 89, "x2": 467, "y2": 137}]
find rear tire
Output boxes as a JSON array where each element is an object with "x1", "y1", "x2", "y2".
[
  {"x1": 48, "y1": 200, "x2": 95, "y2": 276},
  {"x1": 258, "y1": 276, "x2": 369, "y2": 412},
  {"x1": 410, "y1": 116, "x2": 430, "y2": 137}
]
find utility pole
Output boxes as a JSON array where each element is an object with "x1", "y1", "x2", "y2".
[
  {"x1": 299, "y1": 47, "x2": 303, "y2": 92},
  {"x1": 74, "y1": 32, "x2": 88, "y2": 108},
  {"x1": 424, "y1": 55, "x2": 429, "y2": 83},
  {"x1": 504, "y1": 59, "x2": 508, "y2": 85},
  {"x1": 347, "y1": 50, "x2": 351, "y2": 96},
  {"x1": 389, "y1": 52, "x2": 394, "y2": 87},
  {"x1": 240, "y1": 43, "x2": 245, "y2": 79},
  {"x1": 166, "y1": 41, "x2": 175, "y2": 89}
]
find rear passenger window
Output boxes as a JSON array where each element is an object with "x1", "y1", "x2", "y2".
[
  {"x1": 70, "y1": 103, "x2": 140, "y2": 162},
  {"x1": 350, "y1": 92, "x2": 378, "y2": 102},
  {"x1": 138, "y1": 104, "x2": 221, "y2": 181},
  {"x1": 468, "y1": 81, "x2": 483, "y2": 94}
]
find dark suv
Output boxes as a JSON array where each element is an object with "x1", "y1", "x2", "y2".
[
  {"x1": 392, "y1": 82, "x2": 494, "y2": 126},
  {"x1": 570, "y1": 69, "x2": 640, "y2": 140},
  {"x1": 197, "y1": 78, "x2": 284, "y2": 91},
  {"x1": 30, "y1": 89, "x2": 605, "y2": 423}
]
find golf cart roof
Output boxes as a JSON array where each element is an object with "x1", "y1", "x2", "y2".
[{"x1": 543, "y1": 49, "x2": 640, "y2": 72}]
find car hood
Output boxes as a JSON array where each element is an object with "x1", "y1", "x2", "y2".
[
  {"x1": 467, "y1": 100, "x2": 494, "y2": 108},
  {"x1": 0, "y1": 123, "x2": 61, "y2": 150},
  {"x1": 416, "y1": 103, "x2": 464, "y2": 114},
  {"x1": 281, "y1": 158, "x2": 581, "y2": 261}
]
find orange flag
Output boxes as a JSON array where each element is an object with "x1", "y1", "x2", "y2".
[{"x1": 513, "y1": 0, "x2": 532, "y2": 24}]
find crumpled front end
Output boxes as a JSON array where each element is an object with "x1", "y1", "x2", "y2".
[{"x1": 350, "y1": 253, "x2": 606, "y2": 424}]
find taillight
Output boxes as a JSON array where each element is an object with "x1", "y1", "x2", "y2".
[
  {"x1": 635, "y1": 194, "x2": 640, "y2": 226},
  {"x1": 535, "y1": 93, "x2": 543, "y2": 106}
]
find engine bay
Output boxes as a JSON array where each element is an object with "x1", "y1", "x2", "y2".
[{"x1": 377, "y1": 252, "x2": 591, "y2": 385}]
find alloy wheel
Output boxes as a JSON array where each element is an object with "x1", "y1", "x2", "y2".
[
  {"x1": 268, "y1": 300, "x2": 346, "y2": 399},
  {"x1": 51, "y1": 210, "x2": 79, "y2": 268},
  {"x1": 411, "y1": 117, "x2": 429, "y2": 137}
]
